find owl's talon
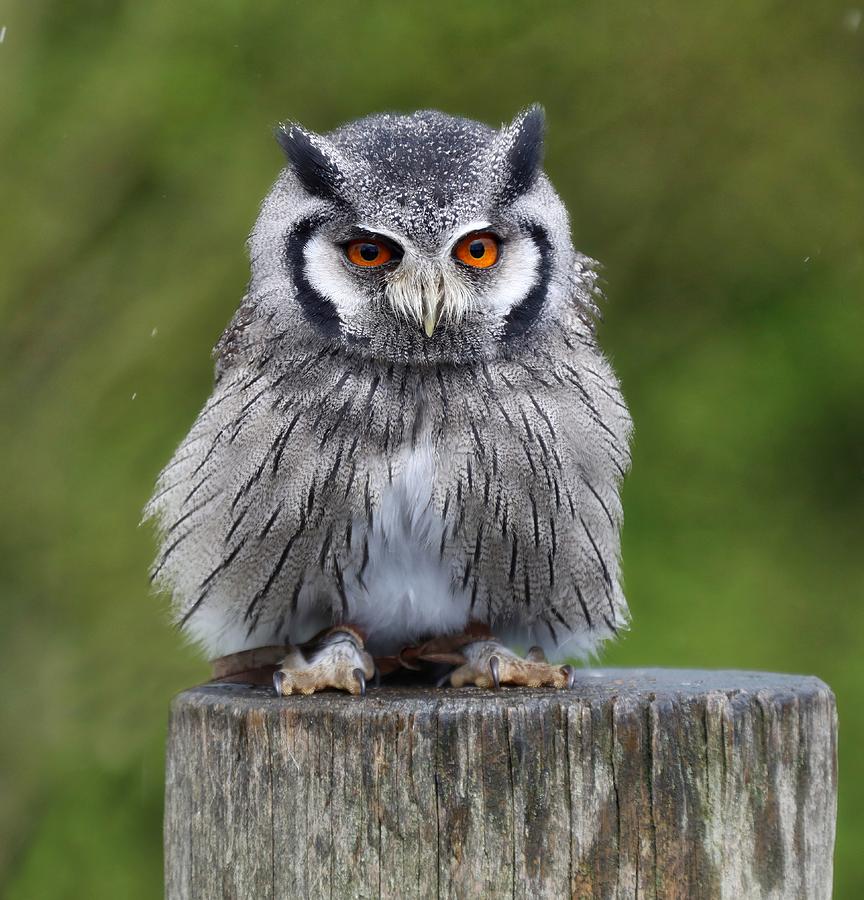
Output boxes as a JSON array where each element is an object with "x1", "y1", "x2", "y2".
[
  {"x1": 273, "y1": 625, "x2": 375, "y2": 697},
  {"x1": 489, "y1": 655, "x2": 501, "y2": 689},
  {"x1": 273, "y1": 670, "x2": 285, "y2": 696},
  {"x1": 434, "y1": 666, "x2": 455, "y2": 688},
  {"x1": 447, "y1": 639, "x2": 572, "y2": 690},
  {"x1": 353, "y1": 667, "x2": 366, "y2": 697},
  {"x1": 527, "y1": 645, "x2": 547, "y2": 663}
]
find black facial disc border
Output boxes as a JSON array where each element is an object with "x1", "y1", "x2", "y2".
[{"x1": 502, "y1": 223, "x2": 553, "y2": 340}]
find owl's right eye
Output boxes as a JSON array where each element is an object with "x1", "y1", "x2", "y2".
[{"x1": 345, "y1": 239, "x2": 394, "y2": 268}]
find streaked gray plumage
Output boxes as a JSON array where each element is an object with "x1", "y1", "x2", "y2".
[{"x1": 146, "y1": 106, "x2": 632, "y2": 663}]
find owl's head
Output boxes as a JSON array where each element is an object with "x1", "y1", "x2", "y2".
[{"x1": 247, "y1": 107, "x2": 596, "y2": 365}]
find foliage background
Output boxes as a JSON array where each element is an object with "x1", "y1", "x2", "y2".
[{"x1": 1, "y1": 0, "x2": 861, "y2": 895}]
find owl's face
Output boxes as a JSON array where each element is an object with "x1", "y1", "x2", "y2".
[{"x1": 248, "y1": 107, "x2": 586, "y2": 365}]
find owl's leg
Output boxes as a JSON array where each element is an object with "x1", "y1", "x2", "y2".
[
  {"x1": 446, "y1": 640, "x2": 576, "y2": 690},
  {"x1": 273, "y1": 625, "x2": 375, "y2": 697}
]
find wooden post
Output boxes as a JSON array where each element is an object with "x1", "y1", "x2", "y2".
[{"x1": 164, "y1": 669, "x2": 836, "y2": 899}]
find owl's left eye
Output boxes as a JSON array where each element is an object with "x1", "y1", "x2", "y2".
[
  {"x1": 453, "y1": 231, "x2": 500, "y2": 269},
  {"x1": 345, "y1": 239, "x2": 394, "y2": 268}
]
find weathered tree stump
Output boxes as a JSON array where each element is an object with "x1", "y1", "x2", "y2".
[{"x1": 164, "y1": 669, "x2": 836, "y2": 899}]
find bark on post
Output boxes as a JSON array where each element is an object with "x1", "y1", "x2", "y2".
[{"x1": 164, "y1": 669, "x2": 837, "y2": 899}]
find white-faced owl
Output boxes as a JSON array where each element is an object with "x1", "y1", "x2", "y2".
[{"x1": 146, "y1": 106, "x2": 633, "y2": 694}]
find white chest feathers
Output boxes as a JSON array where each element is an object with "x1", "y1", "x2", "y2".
[{"x1": 348, "y1": 440, "x2": 470, "y2": 655}]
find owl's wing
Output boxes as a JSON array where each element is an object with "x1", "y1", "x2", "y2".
[
  {"x1": 433, "y1": 336, "x2": 632, "y2": 658},
  {"x1": 145, "y1": 350, "x2": 421, "y2": 655}
]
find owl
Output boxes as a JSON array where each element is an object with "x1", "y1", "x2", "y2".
[{"x1": 146, "y1": 106, "x2": 632, "y2": 695}]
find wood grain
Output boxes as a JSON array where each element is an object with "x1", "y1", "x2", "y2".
[{"x1": 164, "y1": 669, "x2": 836, "y2": 899}]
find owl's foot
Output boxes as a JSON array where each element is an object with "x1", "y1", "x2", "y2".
[
  {"x1": 445, "y1": 641, "x2": 576, "y2": 690},
  {"x1": 273, "y1": 625, "x2": 375, "y2": 697}
]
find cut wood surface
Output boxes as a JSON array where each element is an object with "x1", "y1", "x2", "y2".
[{"x1": 164, "y1": 669, "x2": 836, "y2": 899}]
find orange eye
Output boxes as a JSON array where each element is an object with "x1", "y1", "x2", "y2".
[
  {"x1": 345, "y1": 239, "x2": 393, "y2": 268},
  {"x1": 453, "y1": 231, "x2": 500, "y2": 269}
]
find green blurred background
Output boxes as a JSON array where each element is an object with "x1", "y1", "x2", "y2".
[{"x1": 1, "y1": 0, "x2": 861, "y2": 895}]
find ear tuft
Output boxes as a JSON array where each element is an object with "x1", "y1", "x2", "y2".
[
  {"x1": 275, "y1": 123, "x2": 344, "y2": 202},
  {"x1": 498, "y1": 104, "x2": 546, "y2": 199}
]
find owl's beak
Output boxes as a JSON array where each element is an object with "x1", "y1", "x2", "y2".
[
  {"x1": 423, "y1": 296, "x2": 443, "y2": 337},
  {"x1": 387, "y1": 263, "x2": 447, "y2": 337}
]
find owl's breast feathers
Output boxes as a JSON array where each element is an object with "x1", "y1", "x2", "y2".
[{"x1": 146, "y1": 327, "x2": 632, "y2": 659}]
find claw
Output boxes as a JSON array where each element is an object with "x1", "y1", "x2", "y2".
[
  {"x1": 563, "y1": 664, "x2": 576, "y2": 690},
  {"x1": 273, "y1": 670, "x2": 285, "y2": 696},
  {"x1": 435, "y1": 666, "x2": 455, "y2": 688},
  {"x1": 527, "y1": 645, "x2": 547, "y2": 662},
  {"x1": 373, "y1": 665, "x2": 381, "y2": 688},
  {"x1": 489, "y1": 655, "x2": 501, "y2": 689},
  {"x1": 352, "y1": 667, "x2": 366, "y2": 697}
]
